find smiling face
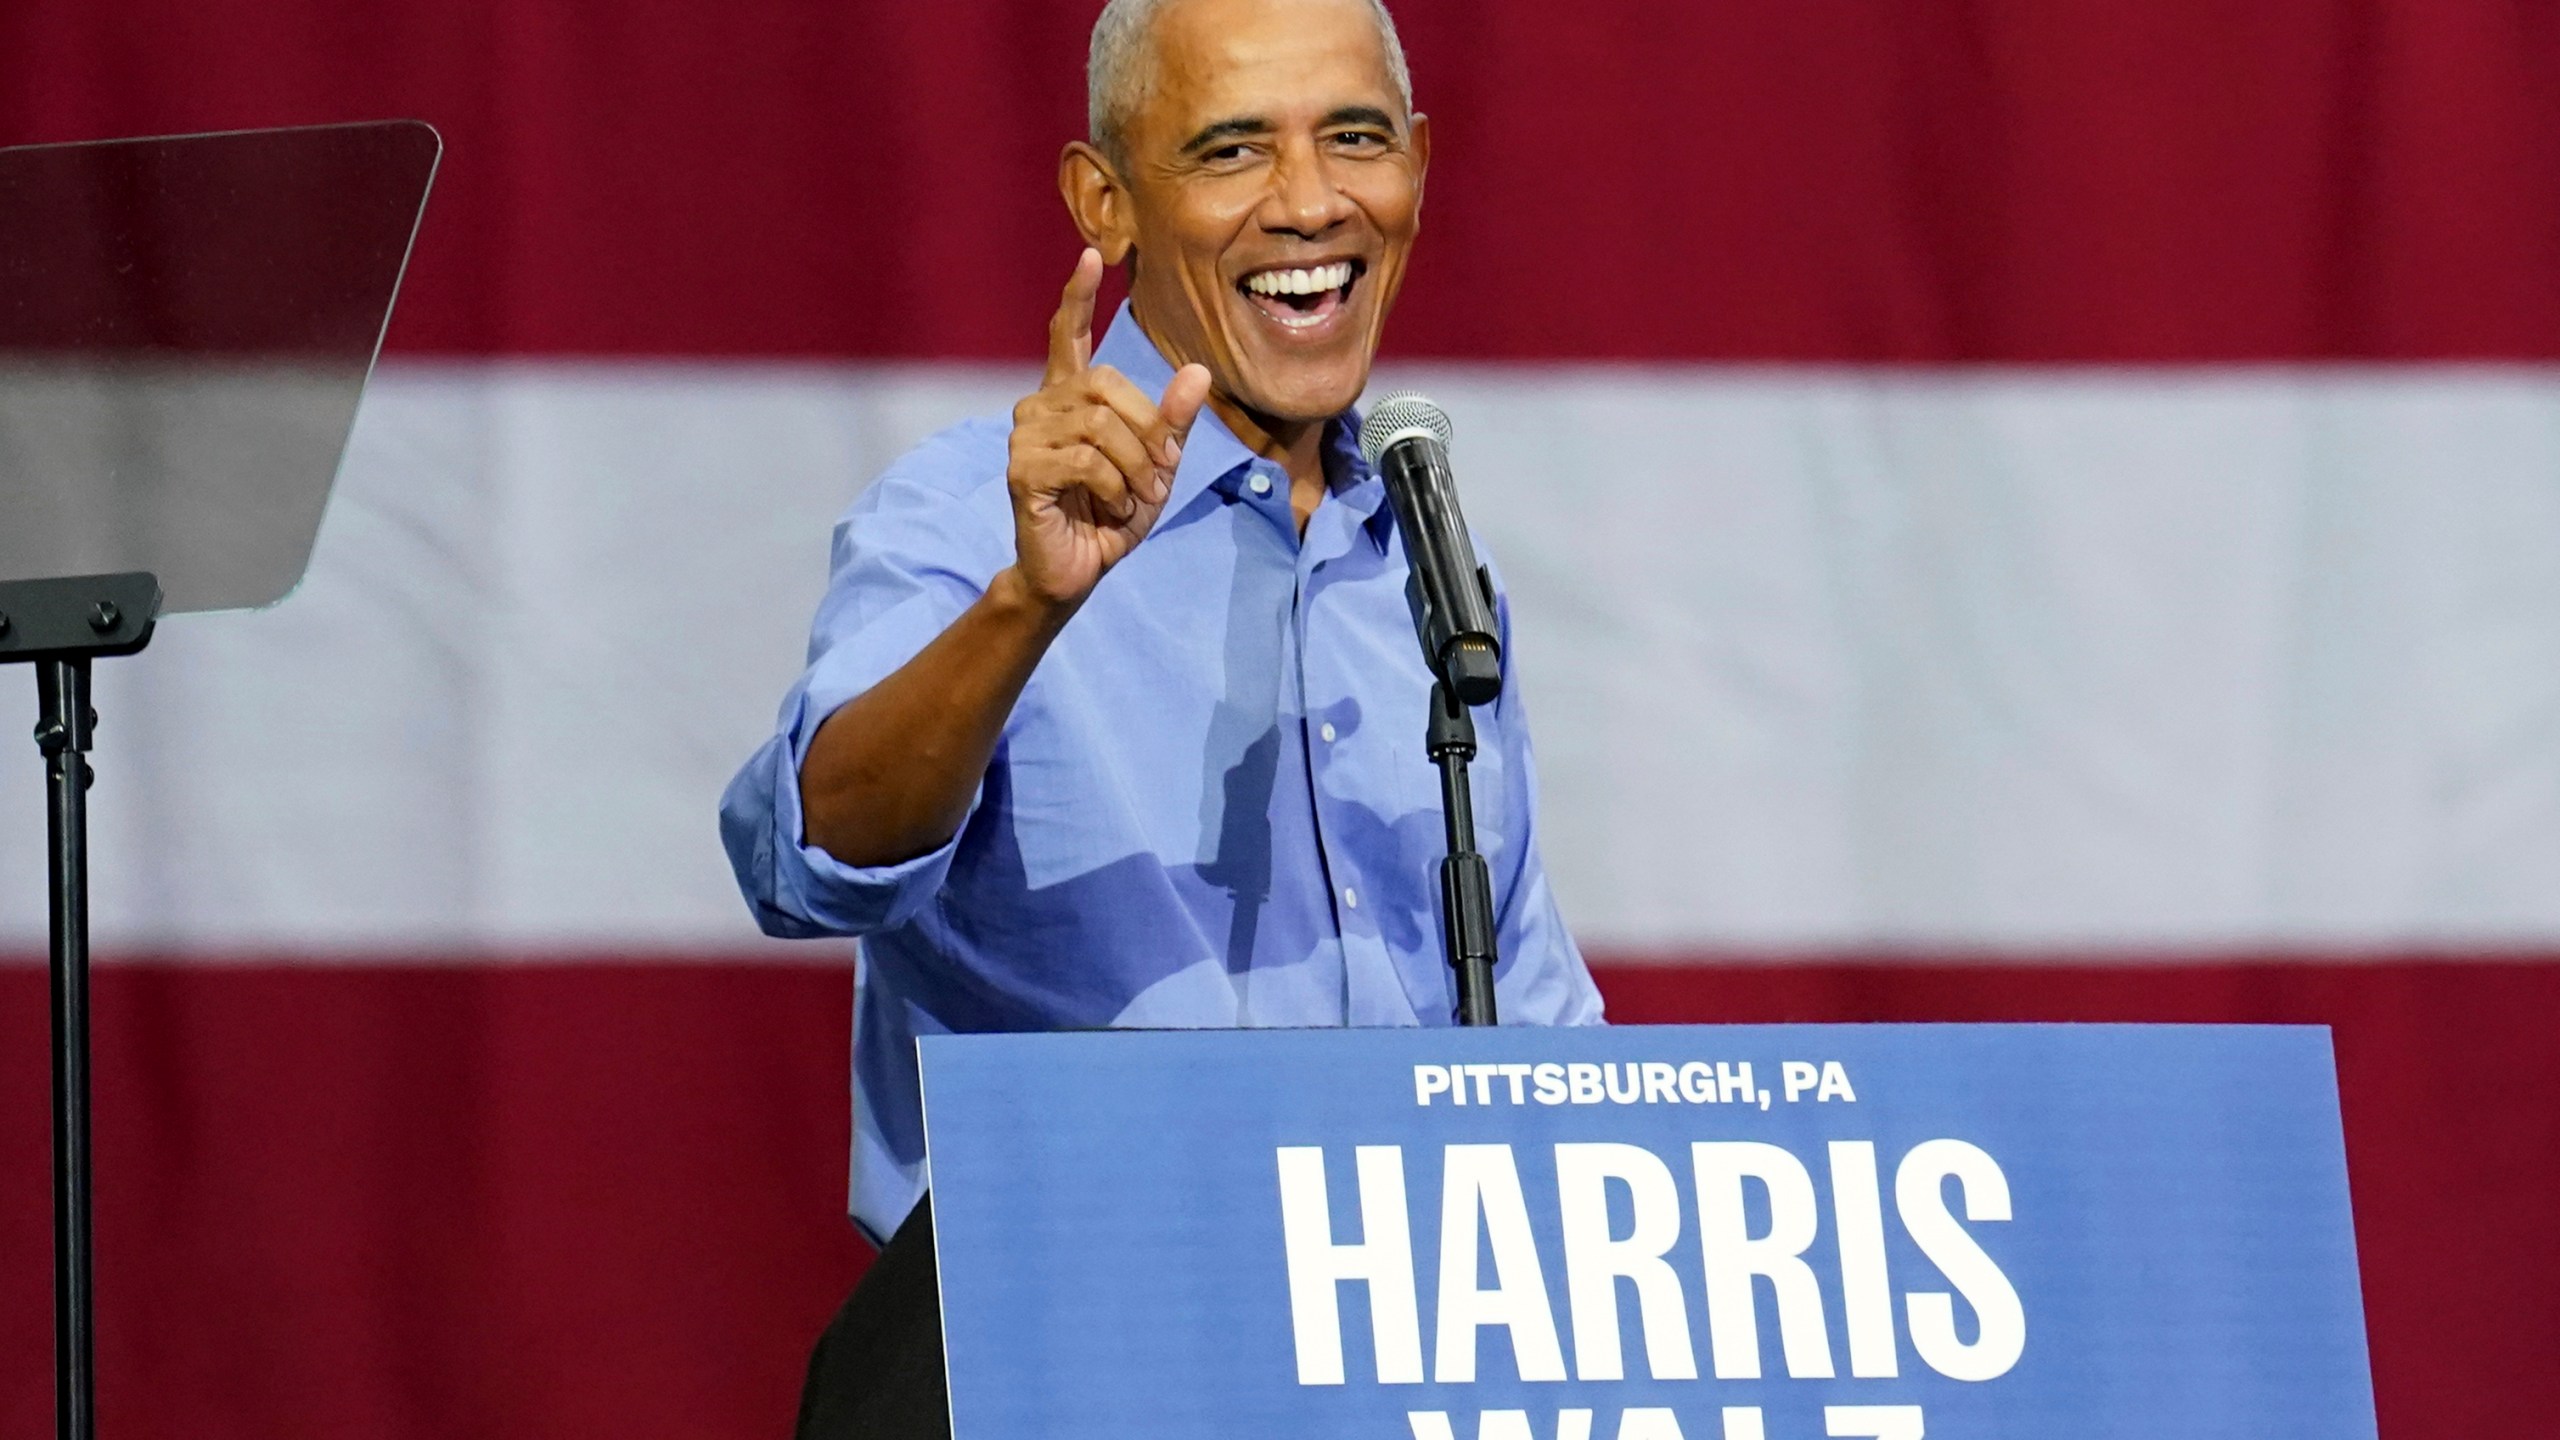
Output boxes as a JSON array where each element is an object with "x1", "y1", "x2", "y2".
[{"x1": 1070, "y1": 0, "x2": 1429, "y2": 433}]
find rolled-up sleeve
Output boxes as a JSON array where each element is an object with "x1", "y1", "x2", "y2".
[{"x1": 720, "y1": 427, "x2": 1014, "y2": 939}]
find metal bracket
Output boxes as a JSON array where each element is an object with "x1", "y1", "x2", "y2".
[{"x1": 0, "y1": 572, "x2": 162, "y2": 664}]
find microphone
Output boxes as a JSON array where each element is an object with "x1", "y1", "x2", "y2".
[{"x1": 1358, "y1": 393, "x2": 1503, "y2": 706}]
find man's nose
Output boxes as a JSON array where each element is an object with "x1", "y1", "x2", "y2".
[{"x1": 1259, "y1": 145, "x2": 1356, "y2": 237}]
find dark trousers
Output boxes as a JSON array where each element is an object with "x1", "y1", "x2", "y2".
[{"x1": 795, "y1": 1196, "x2": 952, "y2": 1440}]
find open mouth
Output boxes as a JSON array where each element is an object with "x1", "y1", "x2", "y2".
[{"x1": 1237, "y1": 258, "x2": 1366, "y2": 332}]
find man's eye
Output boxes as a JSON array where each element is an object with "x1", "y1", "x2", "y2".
[{"x1": 1330, "y1": 131, "x2": 1386, "y2": 150}]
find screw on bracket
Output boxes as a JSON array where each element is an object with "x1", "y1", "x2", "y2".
[
  {"x1": 89, "y1": 600, "x2": 122, "y2": 633},
  {"x1": 0, "y1": 611, "x2": 11, "y2": 637}
]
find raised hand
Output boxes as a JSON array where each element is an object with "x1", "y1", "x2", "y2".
[{"x1": 1005, "y1": 248, "x2": 1213, "y2": 610}]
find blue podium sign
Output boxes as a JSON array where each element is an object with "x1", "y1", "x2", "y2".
[{"x1": 917, "y1": 1025, "x2": 2373, "y2": 1440}]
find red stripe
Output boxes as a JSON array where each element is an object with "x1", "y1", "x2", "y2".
[
  {"x1": 5, "y1": 0, "x2": 2555, "y2": 361},
  {"x1": 0, "y1": 964, "x2": 865, "y2": 1437},
  {"x1": 0, "y1": 957, "x2": 2552, "y2": 1435}
]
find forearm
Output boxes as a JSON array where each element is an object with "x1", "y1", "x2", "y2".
[
  {"x1": 795, "y1": 251, "x2": 1203, "y2": 870},
  {"x1": 797, "y1": 566, "x2": 1071, "y2": 868}
]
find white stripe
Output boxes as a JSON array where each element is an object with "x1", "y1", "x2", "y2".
[
  {"x1": 1422, "y1": 364, "x2": 2560, "y2": 951},
  {"x1": 3, "y1": 361, "x2": 2557, "y2": 955}
]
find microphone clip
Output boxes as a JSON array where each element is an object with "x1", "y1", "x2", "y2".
[{"x1": 1404, "y1": 562, "x2": 1503, "y2": 707}]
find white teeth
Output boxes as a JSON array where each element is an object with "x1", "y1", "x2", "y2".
[{"x1": 1244, "y1": 261, "x2": 1354, "y2": 297}]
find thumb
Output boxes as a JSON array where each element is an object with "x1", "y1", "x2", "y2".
[{"x1": 1159, "y1": 364, "x2": 1213, "y2": 447}]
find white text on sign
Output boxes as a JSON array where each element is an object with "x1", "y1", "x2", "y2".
[{"x1": 1274, "y1": 1140, "x2": 2022, "y2": 1388}]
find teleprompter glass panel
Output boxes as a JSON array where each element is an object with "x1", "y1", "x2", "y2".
[{"x1": 0, "y1": 121, "x2": 439, "y2": 614}]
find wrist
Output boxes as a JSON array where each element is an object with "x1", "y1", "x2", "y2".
[{"x1": 986, "y1": 565, "x2": 1081, "y2": 636}]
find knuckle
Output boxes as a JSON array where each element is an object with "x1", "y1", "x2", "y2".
[{"x1": 1013, "y1": 452, "x2": 1065, "y2": 490}]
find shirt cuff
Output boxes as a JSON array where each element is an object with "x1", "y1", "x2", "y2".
[{"x1": 720, "y1": 722, "x2": 969, "y2": 939}]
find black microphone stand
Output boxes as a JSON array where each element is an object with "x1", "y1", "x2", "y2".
[
  {"x1": 0, "y1": 571, "x2": 161, "y2": 1440},
  {"x1": 1362, "y1": 394, "x2": 1506, "y2": 1027},
  {"x1": 1427, "y1": 676, "x2": 1500, "y2": 1026}
]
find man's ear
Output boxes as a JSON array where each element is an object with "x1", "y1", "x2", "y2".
[
  {"x1": 1408, "y1": 112, "x2": 1432, "y2": 223},
  {"x1": 1060, "y1": 142, "x2": 1136, "y2": 265}
]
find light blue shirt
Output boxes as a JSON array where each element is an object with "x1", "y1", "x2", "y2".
[{"x1": 721, "y1": 305, "x2": 1603, "y2": 1242}]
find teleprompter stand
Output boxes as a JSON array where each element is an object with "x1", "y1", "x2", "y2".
[
  {"x1": 0, "y1": 573, "x2": 161, "y2": 1440},
  {"x1": 0, "y1": 121, "x2": 437, "y2": 1440}
]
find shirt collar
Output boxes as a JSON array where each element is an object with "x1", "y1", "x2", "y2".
[
  {"x1": 1089, "y1": 303, "x2": 1394, "y2": 555},
  {"x1": 1331, "y1": 419, "x2": 1396, "y2": 555}
]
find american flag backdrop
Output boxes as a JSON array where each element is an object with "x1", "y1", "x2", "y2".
[{"x1": 5, "y1": 1, "x2": 2560, "y2": 1435}]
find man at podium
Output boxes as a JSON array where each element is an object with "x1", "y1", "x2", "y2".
[{"x1": 720, "y1": 0, "x2": 1603, "y2": 1429}]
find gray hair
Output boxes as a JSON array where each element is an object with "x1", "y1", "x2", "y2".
[{"x1": 1087, "y1": 0, "x2": 1416, "y2": 166}]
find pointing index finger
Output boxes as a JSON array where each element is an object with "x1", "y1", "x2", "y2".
[
  {"x1": 1045, "y1": 248, "x2": 1104, "y2": 386},
  {"x1": 1088, "y1": 365, "x2": 1180, "y2": 465}
]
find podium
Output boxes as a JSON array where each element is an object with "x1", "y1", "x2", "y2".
[
  {"x1": 1, "y1": 121, "x2": 438, "y2": 1439},
  {"x1": 918, "y1": 1024, "x2": 2377, "y2": 1439}
]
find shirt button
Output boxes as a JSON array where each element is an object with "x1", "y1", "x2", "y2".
[
  {"x1": 1320, "y1": 722, "x2": 1338, "y2": 743},
  {"x1": 1343, "y1": 887, "x2": 1359, "y2": 910},
  {"x1": 1248, "y1": 473, "x2": 1272, "y2": 496}
]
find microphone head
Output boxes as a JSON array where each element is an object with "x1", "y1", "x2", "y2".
[{"x1": 1358, "y1": 391, "x2": 1453, "y2": 468}]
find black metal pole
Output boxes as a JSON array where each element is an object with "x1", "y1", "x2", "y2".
[
  {"x1": 1427, "y1": 681, "x2": 1500, "y2": 1027},
  {"x1": 4, "y1": 573, "x2": 161, "y2": 1440},
  {"x1": 37, "y1": 657, "x2": 97, "y2": 1440}
]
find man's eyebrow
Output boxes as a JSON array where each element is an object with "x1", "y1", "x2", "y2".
[
  {"x1": 1320, "y1": 105, "x2": 1401, "y2": 132},
  {"x1": 1178, "y1": 116, "x2": 1274, "y2": 156},
  {"x1": 1176, "y1": 106, "x2": 1404, "y2": 156}
]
